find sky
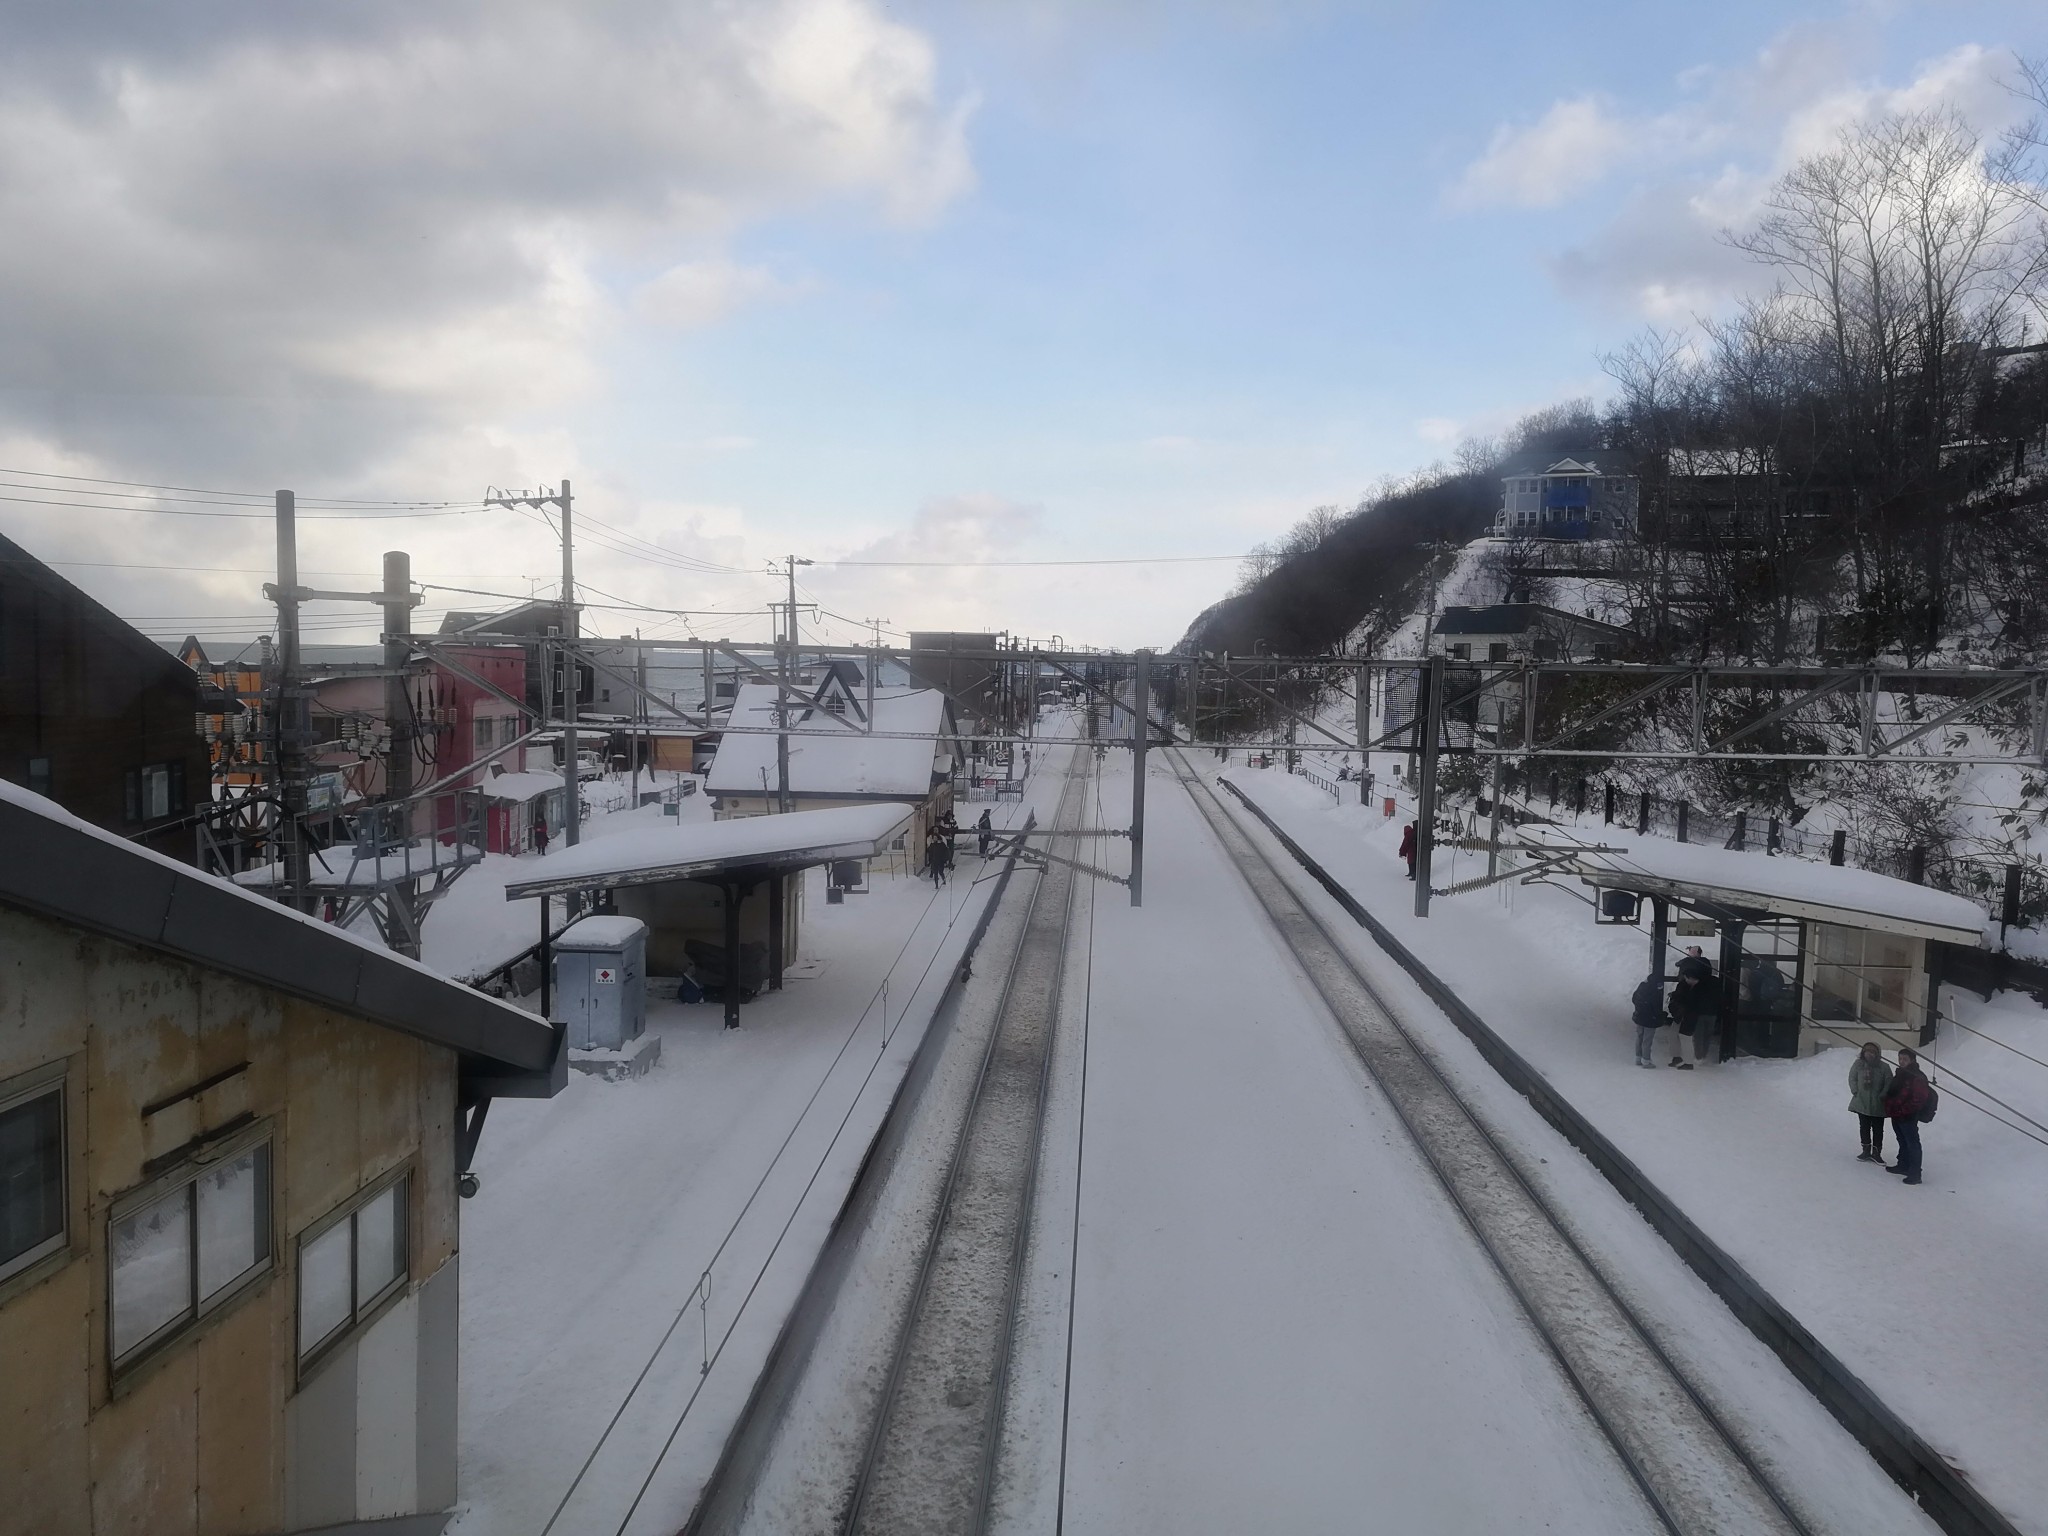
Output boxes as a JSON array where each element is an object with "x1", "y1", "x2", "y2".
[{"x1": 0, "y1": 0, "x2": 2041, "y2": 652}]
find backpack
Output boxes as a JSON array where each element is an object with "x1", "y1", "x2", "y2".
[{"x1": 1919, "y1": 1085, "x2": 1939, "y2": 1124}]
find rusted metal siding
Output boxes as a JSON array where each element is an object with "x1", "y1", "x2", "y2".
[{"x1": 0, "y1": 905, "x2": 459, "y2": 1535}]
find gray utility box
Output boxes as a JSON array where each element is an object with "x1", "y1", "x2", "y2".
[{"x1": 553, "y1": 915, "x2": 648, "y2": 1051}]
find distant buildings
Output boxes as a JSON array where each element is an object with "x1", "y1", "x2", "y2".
[{"x1": 0, "y1": 532, "x2": 210, "y2": 863}]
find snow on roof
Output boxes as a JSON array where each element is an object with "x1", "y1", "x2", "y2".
[
  {"x1": 502, "y1": 801, "x2": 915, "y2": 899},
  {"x1": 704, "y1": 684, "x2": 950, "y2": 798},
  {"x1": 1535, "y1": 829, "x2": 1987, "y2": 945},
  {"x1": 481, "y1": 770, "x2": 565, "y2": 802},
  {"x1": 555, "y1": 915, "x2": 646, "y2": 950},
  {"x1": 0, "y1": 780, "x2": 558, "y2": 1073}
]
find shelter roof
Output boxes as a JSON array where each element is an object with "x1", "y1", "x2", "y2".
[
  {"x1": 704, "y1": 684, "x2": 953, "y2": 798},
  {"x1": 0, "y1": 782, "x2": 562, "y2": 1083},
  {"x1": 503, "y1": 802, "x2": 914, "y2": 900},
  {"x1": 1534, "y1": 829, "x2": 1988, "y2": 945},
  {"x1": 480, "y1": 770, "x2": 566, "y2": 802}
]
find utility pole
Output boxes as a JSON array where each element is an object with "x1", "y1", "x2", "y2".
[
  {"x1": 559, "y1": 478, "x2": 578, "y2": 847},
  {"x1": 382, "y1": 551, "x2": 415, "y2": 810},
  {"x1": 777, "y1": 555, "x2": 814, "y2": 814},
  {"x1": 632, "y1": 630, "x2": 645, "y2": 809},
  {"x1": 273, "y1": 490, "x2": 311, "y2": 911},
  {"x1": 485, "y1": 481, "x2": 579, "y2": 844}
]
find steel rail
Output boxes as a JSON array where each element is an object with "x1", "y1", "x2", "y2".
[
  {"x1": 1167, "y1": 750, "x2": 1817, "y2": 1536},
  {"x1": 1206, "y1": 768, "x2": 2024, "y2": 1536},
  {"x1": 841, "y1": 756, "x2": 1093, "y2": 1536}
]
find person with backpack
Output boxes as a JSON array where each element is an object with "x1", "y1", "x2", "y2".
[
  {"x1": 1848, "y1": 1041, "x2": 1895, "y2": 1162},
  {"x1": 1630, "y1": 974, "x2": 1666, "y2": 1068},
  {"x1": 1883, "y1": 1046, "x2": 1935, "y2": 1185},
  {"x1": 1667, "y1": 946, "x2": 1720, "y2": 1068}
]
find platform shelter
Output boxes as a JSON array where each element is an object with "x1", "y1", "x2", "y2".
[
  {"x1": 1547, "y1": 832, "x2": 1987, "y2": 1059},
  {"x1": 503, "y1": 802, "x2": 914, "y2": 1028}
]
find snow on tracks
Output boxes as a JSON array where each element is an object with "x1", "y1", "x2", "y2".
[
  {"x1": 1169, "y1": 751, "x2": 1813, "y2": 1536},
  {"x1": 844, "y1": 756, "x2": 1094, "y2": 1536}
]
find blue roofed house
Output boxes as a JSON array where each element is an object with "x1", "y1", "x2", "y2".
[{"x1": 1491, "y1": 451, "x2": 1639, "y2": 541}]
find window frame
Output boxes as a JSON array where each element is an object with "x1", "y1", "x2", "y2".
[
  {"x1": 0, "y1": 1061, "x2": 70, "y2": 1290},
  {"x1": 295, "y1": 1162, "x2": 414, "y2": 1381},
  {"x1": 105, "y1": 1118, "x2": 274, "y2": 1385}
]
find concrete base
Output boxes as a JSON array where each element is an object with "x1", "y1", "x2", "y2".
[{"x1": 569, "y1": 1033, "x2": 662, "y2": 1081}]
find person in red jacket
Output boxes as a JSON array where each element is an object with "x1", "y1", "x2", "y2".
[
  {"x1": 1399, "y1": 822, "x2": 1417, "y2": 880},
  {"x1": 1883, "y1": 1047, "x2": 1932, "y2": 1185}
]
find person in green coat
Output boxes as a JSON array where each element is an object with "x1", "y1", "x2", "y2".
[{"x1": 1848, "y1": 1041, "x2": 1895, "y2": 1162}]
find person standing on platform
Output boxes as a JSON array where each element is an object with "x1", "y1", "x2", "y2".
[
  {"x1": 1631, "y1": 975, "x2": 1666, "y2": 1067},
  {"x1": 1399, "y1": 822, "x2": 1417, "y2": 880},
  {"x1": 1669, "y1": 947, "x2": 1719, "y2": 1068},
  {"x1": 1848, "y1": 1042, "x2": 1895, "y2": 1162},
  {"x1": 1884, "y1": 1047, "x2": 1934, "y2": 1185},
  {"x1": 976, "y1": 808, "x2": 993, "y2": 857}
]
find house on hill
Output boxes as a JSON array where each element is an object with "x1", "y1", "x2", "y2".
[
  {"x1": 1491, "y1": 452, "x2": 1639, "y2": 541},
  {"x1": 705, "y1": 665, "x2": 962, "y2": 856},
  {"x1": 0, "y1": 532, "x2": 210, "y2": 864},
  {"x1": 0, "y1": 781, "x2": 562, "y2": 1534}
]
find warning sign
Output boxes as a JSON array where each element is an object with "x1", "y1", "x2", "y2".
[{"x1": 594, "y1": 967, "x2": 618, "y2": 984}]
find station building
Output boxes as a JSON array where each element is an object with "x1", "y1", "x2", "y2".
[{"x1": 0, "y1": 781, "x2": 562, "y2": 1535}]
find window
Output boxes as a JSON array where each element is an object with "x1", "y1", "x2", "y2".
[
  {"x1": 0, "y1": 1069, "x2": 66, "y2": 1286},
  {"x1": 1487, "y1": 643, "x2": 1510, "y2": 662},
  {"x1": 501, "y1": 715, "x2": 523, "y2": 746},
  {"x1": 474, "y1": 716, "x2": 495, "y2": 751},
  {"x1": 1809, "y1": 924, "x2": 1916, "y2": 1029},
  {"x1": 1450, "y1": 642, "x2": 1471, "y2": 660},
  {"x1": 26, "y1": 757, "x2": 51, "y2": 797},
  {"x1": 297, "y1": 1171, "x2": 410, "y2": 1369},
  {"x1": 122, "y1": 761, "x2": 186, "y2": 824},
  {"x1": 108, "y1": 1132, "x2": 272, "y2": 1372}
]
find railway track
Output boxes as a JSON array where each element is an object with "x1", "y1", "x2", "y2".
[
  {"x1": 1166, "y1": 749, "x2": 1817, "y2": 1536},
  {"x1": 839, "y1": 755, "x2": 1094, "y2": 1536}
]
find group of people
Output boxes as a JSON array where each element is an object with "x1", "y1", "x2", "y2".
[
  {"x1": 1629, "y1": 946, "x2": 1722, "y2": 1068},
  {"x1": 923, "y1": 808, "x2": 997, "y2": 887},
  {"x1": 1628, "y1": 947, "x2": 1938, "y2": 1185}
]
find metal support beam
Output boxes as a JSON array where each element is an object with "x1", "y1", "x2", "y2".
[
  {"x1": 1131, "y1": 650, "x2": 1149, "y2": 906},
  {"x1": 723, "y1": 880, "x2": 742, "y2": 1030},
  {"x1": 1414, "y1": 655, "x2": 1445, "y2": 918},
  {"x1": 768, "y1": 872, "x2": 785, "y2": 991}
]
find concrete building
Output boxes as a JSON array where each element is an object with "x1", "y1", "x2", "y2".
[
  {"x1": 0, "y1": 781, "x2": 562, "y2": 1534},
  {"x1": 1, "y1": 532, "x2": 210, "y2": 863},
  {"x1": 1430, "y1": 604, "x2": 1632, "y2": 664}
]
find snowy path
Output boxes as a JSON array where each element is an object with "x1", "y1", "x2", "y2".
[{"x1": 1014, "y1": 749, "x2": 1660, "y2": 1534}]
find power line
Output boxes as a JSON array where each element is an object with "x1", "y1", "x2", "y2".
[
  {"x1": 818, "y1": 553, "x2": 1250, "y2": 568},
  {"x1": 0, "y1": 490, "x2": 475, "y2": 520},
  {"x1": 0, "y1": 466, "x2": 472, "y2": 507}
]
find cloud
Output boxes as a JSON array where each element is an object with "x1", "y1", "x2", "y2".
[
  {"x1": 1413, "y1": 417, "x2": 1461, "y2": 445},
  {"x1": 0, "y1": 0, "x2": 975, "y2": 482},
  {"x1": 1448, "y1": 97, "x2": 1648, "y2": 210},
  {"x1": 632, "y1": 260, "x2": 800, "y2": 330}
]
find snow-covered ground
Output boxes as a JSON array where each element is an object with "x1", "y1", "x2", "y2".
[
  {"x1": 435, "y1": 780, "x2": 1035, "y2": 1534},
  {"x1": 1231, "y1": 761, "x2": 2048, "y2": 1532}
]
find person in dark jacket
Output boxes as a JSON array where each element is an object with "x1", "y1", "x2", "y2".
[
  {"x1": 924, "y1": 829, "x2": 950, "y2": 886},
  {"x1": 532, "y1": 812, "x2": 550, "y2": 857},
  {"x1": 1848, "y1": 1042, "x2": 1895, "y2": 1162},
  {"x1": 1399, "y1": 822, "x2": 1417, "y2": 880},
  {"x1": 1883, "y1": 1047, "x2": 1932, "y2": 1184},
  {"x1": 1631, "y1": 975, "x2": 1666, "y2": 1067},
  {"x1": 977, "y1": 808, "x2": 994, "y2": 857},
  {"x1": 1668, "y1": 947, "x2": 1720, "y2": 1068}
]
